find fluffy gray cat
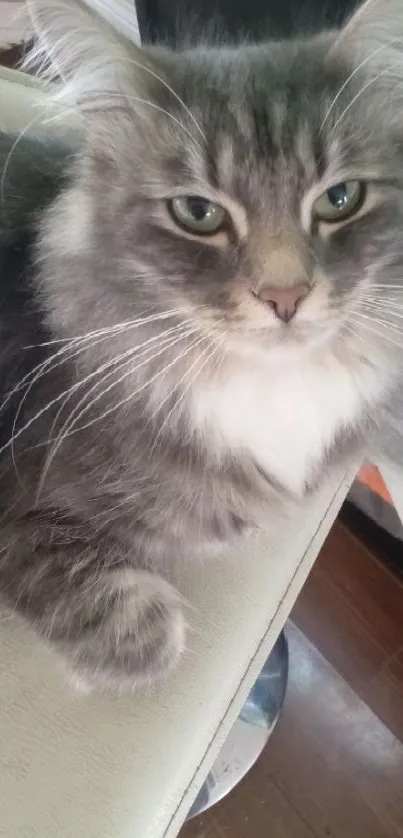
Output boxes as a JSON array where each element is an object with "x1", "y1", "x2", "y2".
[{"x1": 0, "y1": 0, "x2": 402, "y2": 691}]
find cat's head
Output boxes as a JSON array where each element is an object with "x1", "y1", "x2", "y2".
[{"x1": 28, "y1": 0, "x2": 403, "y2": 362}]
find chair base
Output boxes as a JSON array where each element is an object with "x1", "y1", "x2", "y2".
[{"x1": 188, "y1": 630, "x2": 289, "y2": 818}]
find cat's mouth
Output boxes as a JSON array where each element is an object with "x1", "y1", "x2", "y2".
[
  {"x1": 274, "y1": 325, "x2": 319, "y2": 346},
  {"x1": 259, "y1": 311, "x2": 333, "y2": 334},
  {"x1": 253, "y1": 317, "x2": 340, "y2": 350}
]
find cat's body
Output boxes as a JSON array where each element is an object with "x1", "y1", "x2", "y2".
[{"x1": 0, "y1": 0, "x2": 402, "y2": 690}]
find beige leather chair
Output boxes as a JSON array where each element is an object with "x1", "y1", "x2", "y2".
[{"x1": 1, "y1": 66, "x2": 399, "y2": 838}]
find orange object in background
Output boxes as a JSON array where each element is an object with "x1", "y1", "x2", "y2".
[{"x1": 357, "y1": 464, "x2": 392, "y2": 504}]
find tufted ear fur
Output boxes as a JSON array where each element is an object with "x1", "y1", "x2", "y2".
[
  {"x1": 330, "y1": 0, "x2": 403, "y2": 72},
  {"x1": 26, "y1": 0, "x2": 176, "y2": 127},
  {"x1": 25, "y1": 1, "x2": 178, "y2": 157}
]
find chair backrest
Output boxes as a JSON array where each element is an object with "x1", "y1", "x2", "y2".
[{"x1": 0, "y1": 65, "x2": 80, "y2": 138}]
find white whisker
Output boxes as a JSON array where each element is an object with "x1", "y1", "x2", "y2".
[
  {"x1": 81, "y1": 93, "x2": 199, "y2": 145},
  {"x1": 52, "y1": 331, "x2": 207, "y2": 446},
  {"x1": 1, "y1": 309, "x2": 184, "y2": 420},
  {"x1": 349, "y1": 313, "x2": 403, "y2": 350},
  {"x1": 359, "y1": 305, "x2": 403, "y2": 318},
  {"x1": 361, "y1": 298, "x2": 403, "y2": 307},
  {"x1": 350, "y1": 308, "x2": 403, "y2": 332},
  {"x1": 150, "y1": 333, "x2": 224, "y2": 454},
  {"x1": 359, "y1": 304, "x2": 403, "y2": 321},
  {"x1": 5, "y1": 322, "x2": 164, "y2": 460},
  {"x1": 120, "y1": 56, "x2": 206, "y2": 144},
  {"x1": 34, "y1": 328, "x2": 201, "y2": 499},
  {"x1": 364, "y1": 284, "x2": 403, "y2": 289},
  {"x1": 46, "y1": 320, "x2": 195, "y2": 451},
  {"x1": 360, "y1": 297, "x2": 403, "y2": 304},
  {"x1": 27, "y1": 308, "x2": 182, "y2": 348},
  {"x1": 361, "y1": 295, "x2": 403, "y2": 303},
  {"x1": 0, "y1": 324, "x2": 195, "y2": 461},
  {"x1": 331, "y1": 67, "x2": 392, "y2": 134},
  {"x1": 320, "y1": 38, "x2": 403, "y2": 131}
]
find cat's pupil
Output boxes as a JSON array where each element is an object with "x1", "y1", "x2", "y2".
[
  {"x1": 326, "y1": 184, "x2": 348, "y2": 209},
  {"x1": 187, "y1": 197, "x2": 209, "y2": 220}
]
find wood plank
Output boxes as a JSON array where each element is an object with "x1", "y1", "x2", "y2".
[
  {"x1": 181, "y1": 621, "x2": 403, "y2": 838},
  {"x1": 293, "y1": 521, "x2": 403, "y2": 694},
  {"x1": 264, "y1": 624, "x2": 403, "y2": 838},
  {"x1": 367, "y1": 650, "x2": 403, "y2": 744}
]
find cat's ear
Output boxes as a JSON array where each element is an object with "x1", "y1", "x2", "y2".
[
  {"x1": 330, "y1": 0, "x2": 403, "y2": 71},
  {"x1": 26, "y1": 0, "x2": 155, "y2": 112}
]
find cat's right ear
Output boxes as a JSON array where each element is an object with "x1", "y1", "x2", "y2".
[{"x1": 26, "y1": 0, "x2": 162, "y2": 117}]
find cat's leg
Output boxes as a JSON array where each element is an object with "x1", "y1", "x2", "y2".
[{"x1": 0, "y1": 516, "x2": 186, "y2": 692}]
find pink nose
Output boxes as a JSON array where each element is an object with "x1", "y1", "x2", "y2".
[{"x1": 255, "y1": 283, "x2": 310, "y2": 323}]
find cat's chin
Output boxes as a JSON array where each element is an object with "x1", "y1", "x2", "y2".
[
  {"x1": 228, "y1": 330, "x2": 334, "y2": 368},
  {"x1": 241, "y1": 321, "x2": 338, "y2": 356},
  {"x1": 280, "y1": 324, "x2": 336, "y2": 347}
]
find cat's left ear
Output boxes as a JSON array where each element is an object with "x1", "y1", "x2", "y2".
[{"x1": 329, "y1": 0, "x2": 403, "y2": 71}]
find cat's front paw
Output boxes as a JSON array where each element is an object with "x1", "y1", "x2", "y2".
[{"x1": 60, "y1": 570, "x2": 187, "y2": 693}]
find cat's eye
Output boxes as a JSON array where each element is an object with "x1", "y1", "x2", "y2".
[
  {"x1": 168, "y1": 196, "x2": 227, "y2": 235},
  {"x1": 313, "y1": 180, "x2": 364, "y2": 223}
]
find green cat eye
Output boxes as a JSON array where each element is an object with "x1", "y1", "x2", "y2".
[
  {"x1": 168, "y1": 196, "x2": 226, "y2": 235},
  {"x1": 313, "y1": 180, "x2": 364, "y2": 223}
]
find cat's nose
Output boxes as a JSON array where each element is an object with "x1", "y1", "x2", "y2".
[{"x1": 255, "y1": 284, "x2": 310, "y2": 323}]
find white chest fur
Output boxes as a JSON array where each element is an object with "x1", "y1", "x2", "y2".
[{"x1": 190, "y1": 347, "x2": 382, "y2": 494}]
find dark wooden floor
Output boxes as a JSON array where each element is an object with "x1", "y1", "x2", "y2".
[{"x1": 181, "y1": 518, "x2": 403, "y2": 838}]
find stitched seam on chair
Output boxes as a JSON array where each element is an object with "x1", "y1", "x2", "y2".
[{"x1": 163, "y1": 470, "x2": 351, "y2": 838}]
